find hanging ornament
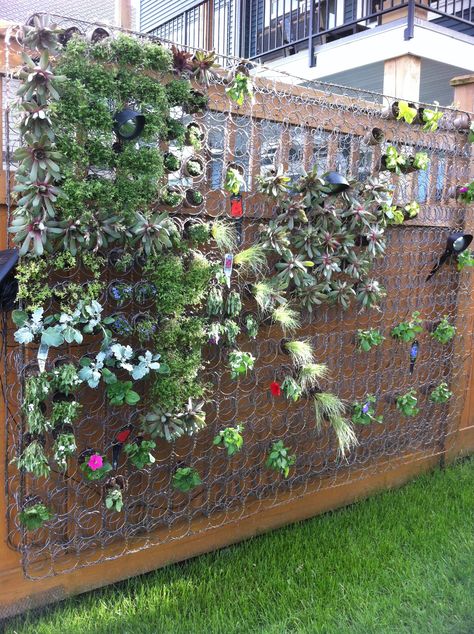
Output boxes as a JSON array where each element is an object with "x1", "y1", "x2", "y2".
[
  {"x1": 112, "y1": 427, "x2": 132, "y2": 469},
  {"x1": 426, "y1": 233, "x2": 473, "y2": 280},
  {"x1": 409, "y1": 340, "x2": 419, "y2": 374},
  {"x1": 223, "y1": 253, "x2": 234, "y2": 289},
  {"x1": 230, "y1": 193, "x2": 244, "y2": 245}
]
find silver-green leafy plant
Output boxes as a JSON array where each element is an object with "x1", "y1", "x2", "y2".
[
  {"x1": 429, "y1": 382, "x2": 452, "y2": 404},
  {"x1": 13, "y1": 440, "x2": 50, "y2": 478},
  {"x1": 213, "y1": 424, "x2": 244, "y2": 456},
  {"x1": 245, "y1": 314, "x2": 259, "y2": 339},
  {"x1": 228, "y1": 350, "x2": 255, "y2": 379}
]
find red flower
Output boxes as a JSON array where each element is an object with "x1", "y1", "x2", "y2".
[
  {"x1": 270, "y1": 381, "x2": 281, "y2": 396},
  {"x1": 116, "y1": 429, "x2": 131, "y2": 444}
]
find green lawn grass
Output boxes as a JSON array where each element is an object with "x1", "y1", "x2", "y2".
[{"x1": 6, "y1": 459, "x2": 474, "y2": 634}]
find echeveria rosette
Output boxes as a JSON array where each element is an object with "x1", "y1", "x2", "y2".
[
  {"x1": 13, "y1": 171, "x2": 65, "y2": 219},
  {"x1": 14, "y1": 134, "x2": 63, "y2": 181},
  {"x1": 9, "y1": 214, "x2": 63, "y2": 256},
  {"x1": 18, "y1": 51, "x2": 67, "y2": 102},
  {"x1": 19, "y1": 14, "x2": 62, "y2": 53},
  {"x1": 18, "y1": 101, "x2": 54, "y2": 140},
  {"x1": 131, "y1": 211, "x2": 177, "y2": 256}
]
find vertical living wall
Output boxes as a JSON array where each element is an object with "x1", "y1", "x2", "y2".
[{"x1": 2, "y1": 14, "x2": 473, "y2": 581}]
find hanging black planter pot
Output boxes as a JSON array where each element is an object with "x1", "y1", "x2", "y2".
[
  {"x1": 0, "y1": 248, "x2": 19, "y2": 311},
  {"x1": 323, "y1": 171, "x2": 350, "y2": 193},
  {"x1": 113, "y1": 109, "x2": 145, "y2": 141},
  {"x1": 426, "y1": 232, "x2": 473, "y2": 280},
  {"x1": 362, "y1": 127, "x2": 384, "y2": 146}
]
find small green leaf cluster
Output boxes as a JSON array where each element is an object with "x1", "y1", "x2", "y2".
[{"x1": 172, "y1": 467, "x2": 202, "y2": 492}]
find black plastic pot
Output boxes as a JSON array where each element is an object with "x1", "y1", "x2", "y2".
[
  {"x1": 52, "y1": 391, "x2": 75, "y2": 403},
  {"x1": 52, "y1": 424, "x2": 74, "y2": 440},
  {"x1": 184, "y1": 189, "x2": 204, "y2": 208},
  {"x1": 362, "y1": 127, "x2": 384, "y2": 146},
  {"x1": 324, "y1": 171, "x2": 350, "y2": 193}
]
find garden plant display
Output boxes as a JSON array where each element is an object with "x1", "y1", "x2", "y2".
[{"x1": 6, "y1": 17, "x2": 468, "y2": 549}]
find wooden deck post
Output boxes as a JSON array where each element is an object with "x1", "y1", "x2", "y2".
[{"x1": 383, "y1": 54, "x2": 421, "y2": 102}]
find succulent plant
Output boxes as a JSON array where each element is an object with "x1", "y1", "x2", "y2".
[
  {"x1": 141, "y1": 407, "x2": 184, "y2": 442},
  {"x1": 257, "y1": 167, "x2": 291, "y2": 198},
  {"x1": 19, "y1": 14, "x2": 61, "y2": 52},
  {"x1": 174, "y1": 399, "x2": 207, "y2": 436},
  {"x1": 18, "y1": 51, "x2": 66, "y2": 101},
  {"x1": 356, "y1": 278, "x2": 386, "y2": 310},
  {"x1": 275, "y1": 251, "x2": 314, "y2": 288},
  {"x1": 132, "y1": 212, "x2": 176, "y2": 256},
  {"x1": 14, "y1": 134, "x2": 62, "y2": 181},
  {"x1": 171, "y1": 45, "x2": 194, "y2": 74},
  {"x1": 192, "y1": 50, "x2": 219, "y2": 85},
  {"x1": 18, "y1": 101, "x2": 54, "y2": 139},
  {"x1": 14, "y1": 172, "x2": 65, "y2": 218},
  {"x1": 8, "y1": 214, "x2": 63, "y2": 256}
]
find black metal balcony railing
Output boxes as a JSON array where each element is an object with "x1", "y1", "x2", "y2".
[{"x1": 149, "y1": 0, "x2": 474, "y2": 66}]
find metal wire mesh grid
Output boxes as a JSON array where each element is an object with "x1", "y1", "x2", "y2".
[{"x1": 2, "y1": 14, "x2": 473, "y2": 579}]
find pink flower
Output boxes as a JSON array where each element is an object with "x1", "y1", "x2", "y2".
[
  {"x1": 459, "y1": 187, "x2": 468, "y2": 193},
  {"x1": 88, "y1": 454, "x2": 103, "y2": 471}
]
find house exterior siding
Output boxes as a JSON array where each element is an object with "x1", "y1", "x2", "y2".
[{"x1": 140, "y1": 0, "x2": 200, "y2": 32}]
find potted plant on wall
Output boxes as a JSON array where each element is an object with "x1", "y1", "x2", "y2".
[
  {"x1": 184, "y1": 189, "x2": 204, "y2": 208},
  {"x1": 396, "y1": 389, "x2": 419, "y2": 417},
  {"x1": 163, "y1": 151, "x2": 182, "y2": 173},
  {"x1": 160, "y1": 186, "x2": 184, "y2": 209},
  {"x1": 104, "y1": 476, "x2": 126, "y2": 512},
  {"x1": 352, "y1": 394, "x2": 383, "y2": 425},
  {"x1": 172, "y1": 466, "x2": 202, "y2": 492},
  {"x1": 213, "y1": 425, "x2": 244, "y2": 456},
  {"x1": 362, "y1": 127, "x2": 384, "y2": 146},
  {"x1": 228, "y1": 349, "x2": 255, "y2": 379},
  {"x1": 380, "y1": 145, "x2": 407, "y2": 174},
  {"x1": 183, "y1": 157, "x2": 204, "y2": 178},
  {"x1": 124, "y1": 437, "x2": 156, "y2": 469},
  {"x1": 79, "y1": 450, "x2": 112, "y2": 481},
  {"x1": 185, "y1": 122, "x2": 204, "y2": 150},
  {"x1": 266, "y1": 440, "x2": 296, "y2": 478},
  {"x1": 52, "y1": 426, "x2": 77, "y2": 471},
  {"x1": 429, "y1": 382, "x2": 452, "y2": 404},
  {"x1": 19, "y1": 497, "x2": 54, "y2": 531}
]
